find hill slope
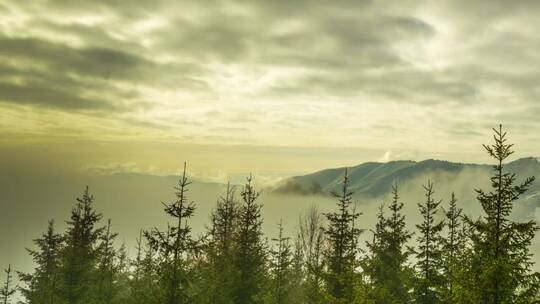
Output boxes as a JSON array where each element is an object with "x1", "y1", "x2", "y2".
[{"x1": 273, "y1": 157, "x2": 540, "y2": 198}]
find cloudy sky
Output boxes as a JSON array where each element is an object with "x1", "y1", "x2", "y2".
[{"x1": 1, "y1": 0, "x2": 539, "y2": 180}]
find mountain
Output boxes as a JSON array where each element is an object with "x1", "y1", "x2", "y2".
[{"x1": 272, "y1": 157, "x2": 540, "y2": 198}]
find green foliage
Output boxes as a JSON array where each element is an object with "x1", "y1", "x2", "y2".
[
  {"x1": 0, "y1": 265, "x2": 16, "y2": 304},
  {"x1": 466, "y1": 125, "x2": 540, "y2": 303},
  {"x1": 129, "y1": 230, "x2": 160, "y2": 304},
  {"x1": 18, "y1": 220, "x2": 62, "y2": 304},
  {"x1": 58, "y1": 186, "x2": 104, "y2": 304},
  {"x1": 323, "y1": 169, "x2": 363, "y2": 303},
  {"x1": 145, "y1": 163, "x2": 199, "y2": 304},
  {"x1": 297, "y1": 206, "x2": 326, "y2": 304},
  {"x1": 441, "y1": 193, "x2": 466, "y2": 303},
  {"x1": 364, "y1": 185, "x2": 413, "y2": 304},
  {"x1": 198, "y1": 183, "x2": 241, "y2": 304},
  {"x1": 414, "y1": 181, "x2": 445, "y2": 304},
  {"x1": 12, "y1": 126, "x2": 540, "y2": 304},
  {"x1": 234, "y1": 175, "x2": 268, "y2": 304},
  {"x1": 267, "y1": 220, "x2": 295, "y2": 304}
]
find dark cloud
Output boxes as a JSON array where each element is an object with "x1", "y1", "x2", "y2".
[
  {"x1": 0, "y1": 81, "x2": 119, "y2": 111},
  {"x1": 0, "y1": 36, "x2": 152, "y2": 81}
]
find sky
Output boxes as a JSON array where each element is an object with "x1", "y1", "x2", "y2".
[{"x1": 1, "y1": 0, "x2": 540, "y2": 181}]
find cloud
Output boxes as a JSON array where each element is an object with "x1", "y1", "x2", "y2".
[
  {"x1": 379, "y1": 150, "x2": 393, "y2": 162},
  {"x1": 0, "y1": 0, "x2": 539, "y2": 155}
]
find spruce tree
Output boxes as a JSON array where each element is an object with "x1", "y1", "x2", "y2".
[
  {"x1": 130, "y1": 230, "x2": 159, "y2": 304},
  {"x1": 58, "y1": 186, "x2": 104, "y2": 304},
  {"x1": 365, "y1": 185, "x2": 413, "y2": 304},
  {"x1": 467, "y1": 125, "x2": 540, "y2": 303},
  {"x1": 94, "y1": 219, "x2": 121, "y2": 304},
  {"x1": 19, "y1": 220, "x2": 63, "y2": 304},
  {"x1": 203, "y1": 182, "x2": 240, "y2": 304},
  {"x1": 268, "y1": 219, "x2": 294, "y2": 304},
  {"x1": 234, "y1": 175, "x2": 267, "y2": 304},
  {"x1": 441, "y1": 193, "x2": 463, "y2": 303},
  {"x1": 323, "y1": 169, "x2": 363, "y2": 303},
  {"x1": 145, "y1": 163, "x2": 198, "y2": 304},
  {"x1": 113, "y1": 242, "x2": 130, "y2": 303},
  {"x1": 289, "y1": 235, "x2": 306, "y2": 304},
  {"x1": 414, "y1": 181, "x2": 444, "y2": 304},
  {"x1": 0, "y1": 265, "x2": 16, "y2": 304}
]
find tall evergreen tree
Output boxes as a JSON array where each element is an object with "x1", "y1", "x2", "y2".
[
  {"x1": 289, "y1": 235, "x2": 306, "y2": 304},
  {"x1": 298, "y1": 206, "x2": 326, "y2": 304},
  {"x1": 112, "y1": 242, "x2": 130, "y2": 303},
  {"x1": 441, "y1": 193, "x2": 463, "y2": 303},
  {"x1": 145, "y1": 163, "x2": 198, "y2": 304},
  {"x1": 234, "y1": 175, "x2": 267, "y2": 304},
  {"x1": 467, "y1": 125, "x2": 540, "y2": 303},
  {"x1": 268, "y1": 219, "x2": 294, "y2": 304},
  {"x1": 0, "y1": 265, "x2": 16, "y2": 304},
  {"x1": 94, "y1": 219, "x2": 122, "y2": 304},
  {"x1": 58, "y1": 186, "x2": 104, "y2": 304},
  {"x1": 129, "y1": 230, "x2": 159, "y2": 304},
  {"x1": 323, "y1": 169, "x2": 363, "y2": 303},
  {"x1": 202, "y1": 183, "x2": 240, "y2": 304},
  {"x1": 414, "y1": 181, "x2": 444, "y2": 304},
  {"x1": 365, "y1": 185, "x2": 413, "y2": 304},
  {"x1": 19, "y1": 220, "x2": 63, "y2": 304}
]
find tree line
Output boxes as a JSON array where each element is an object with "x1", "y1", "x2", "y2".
[{"x1": 2, "y1": 125, "x2": 539, "y2": 304}]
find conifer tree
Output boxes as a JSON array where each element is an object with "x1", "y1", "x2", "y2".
[
  {"x1": 323, "y1": 169, "x2": 363, "y2": 303},
  {"x1": 203, "y1": 182, "x2": 240, "y2": 304},
  {"x1": 365, "y1": 185, "x2": 413, "y2": 304},
  {"x1": 130, "y1": 230, "x2": 159, "y2": 304},
  {"x1": 0, "y1": 265, "x2": 16, "y2": 304},
  {"x1": 414, "y1": 181, "x2": 444, "y2": 304},
  {"x1": 94, "y1": 219, "x2": 121, "y2": 304},
  {"x1": 145, "y1": 163, "x2": 198, "y2": 304},
  {"x1": 268, "y1": 219, "x2": 294, "y2": 304},
  {"x1": 289, "y1": 236, "x2": 306, "y2": 304},
  {"x1": 234, "y1": 175, "x2": 267, "y2": 304},
  {"x1": 58, "y1": 186, "x2": 104, "y2": 304},
  {"x1": 441, "y1": 193, "x2": 463, "y2": 303},
  {"x1": 112, "y1": 242, "x2": 130, "y2": 303},
  {"x1": 298, "y1": 206, "x2": 326, "y2": 304},
  {"x1": 19, "y1": 220, "x2": 63, "y2": 304},
  {"x1": 467, "y1": 125, "x2": 540, "y2": 303}
]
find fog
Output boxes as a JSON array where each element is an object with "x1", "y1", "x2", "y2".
[{"x1": 1, "y1": 165, "x2": 539, "y2": 279}]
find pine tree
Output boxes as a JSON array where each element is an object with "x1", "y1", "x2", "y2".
[
  {"x1": 0, "y1": 265, "x2": 16, "y2": 304},
  {"x1": 145, "y1": 163, "x2": 198, "y2": 304},
  {"x1": 58, "y1": 186, "x2": 104, "y2": 304},
  {"x1": 467, "y1": 125, "x2": 540, "y2": 303},
  {"x1": 298, "y1": 206, "x2": 326, "y2": 304},
  {"x1": 365, "y1": 185, "x2": 413, "y2": 304},
  {"x1": 323, "y1": 169, "x2": 363, "y2": 303},
  {"x1": 268, "y1": 219, "x2": 294, "y2": 304},
  {"x1": 234, "y1": 175, "x2": 267, "y2": 304},
  {"x1": 19, "y1": 220, "x2": 63, "y2": 304},
  {"x1": 414, "y1": 181, "x2": 444, "y2": 304}
]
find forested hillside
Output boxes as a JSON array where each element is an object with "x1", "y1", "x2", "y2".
[{"x1": 273, "y1": 157, "x2": 540, "y2": 198}]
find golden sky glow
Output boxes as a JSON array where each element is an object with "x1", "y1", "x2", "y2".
[{"x1": 1, "y1": 0, "x2": 539, "y2": 180}]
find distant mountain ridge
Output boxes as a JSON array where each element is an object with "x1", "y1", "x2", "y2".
[{"x1": 272, "y1": 157, "x2": 540, "y2": 198}]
